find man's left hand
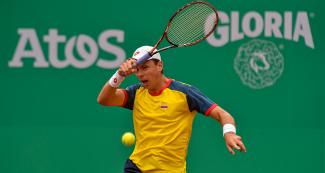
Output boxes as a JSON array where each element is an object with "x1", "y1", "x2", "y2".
[{"x1": 224, "y1": 133, "x2": 246, "y2": 155}]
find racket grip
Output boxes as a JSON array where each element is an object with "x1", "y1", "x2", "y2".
[
  {"x1": 120, "y1": 71, "x2": 126, "y2": 77},
  {"x1": 135, "y1": 51, "x2": 152, "y2": 66}
]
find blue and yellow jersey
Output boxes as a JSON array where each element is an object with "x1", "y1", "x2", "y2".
[{"x1": 122, "y1": 78, "x2": 217, "y2": 172}]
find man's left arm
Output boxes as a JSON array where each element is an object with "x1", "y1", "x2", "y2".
[{"x1": 208, "y1": 106, "x2": 247, "y2": 155}]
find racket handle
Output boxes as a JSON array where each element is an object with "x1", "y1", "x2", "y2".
[
  {"x1": 120, "y1": 51, "x2": 152, "y2": 76},
  {"x1": 135, "y1": 51, "x2": 152, "y2": 66},
  {"x1": 120, "y1": 71, "x2": 126, "y2": 77}
]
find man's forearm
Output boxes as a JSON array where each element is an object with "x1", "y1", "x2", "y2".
[
  {"x1": 209, "y1": 106, "x2": 237, "y2": 136},
  {"x1": 209, "y1": 106, "x2": 235, "y2": 126},
  {"x1": 218, "y1": 110, "x2": 236, "y2": 126},
  {"x1": 98, "y1": 82, "x2": 118, "y2": 105}
]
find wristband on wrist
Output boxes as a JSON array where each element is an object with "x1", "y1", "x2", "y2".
[
  {"x1": 108, "y1": 71, "x2": 125, "y2": 88},
  {"x1": 223, "y1": 124, "x2": 236, "y2": 137}
]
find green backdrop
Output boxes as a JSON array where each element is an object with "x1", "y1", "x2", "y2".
[{"x1": 1, "y1": 0, "x2": 324, "y2": 172}]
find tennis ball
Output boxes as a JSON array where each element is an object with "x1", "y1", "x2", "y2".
[{"x1": 121, "y1": 132, "x2": 135, "y2": 147}]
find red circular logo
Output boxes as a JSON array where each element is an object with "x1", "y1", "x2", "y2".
[{"x1": 133, "y1": 51, "x2": 140, "y2": 56}]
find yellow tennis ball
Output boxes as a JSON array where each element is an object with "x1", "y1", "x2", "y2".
[{"x1": 121, "y1": 132, "x2": 135, "y2": 147}]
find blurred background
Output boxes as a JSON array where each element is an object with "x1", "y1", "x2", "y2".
[{"x1": 0, "y1": 0, "x2": 324, "y2": 172}]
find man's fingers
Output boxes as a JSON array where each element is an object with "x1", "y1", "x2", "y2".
[
  {"x1": 121, "y1": 64, "x2": 128, "y2": 74},
  {"x1": 232, "y1": 143, "x2": 241, "y2": 150},
  {"x1": 130, "y1": 59, "x2": 137, "y2": 65},
  {"x1": 237, "y1": 141, "x2": 247, "y2": 153},
  {"x1": 233, "y1": 136, "x2": 246, "y2": 152},
  {"x1": 128, "y1": 58, "x2": 137, "y2": 68},
  {"x1": 225, "y1": 134, "x2": 246, "y2": 155},
  {"x1": 127, "y1": 59, "x2": 136, "y2": 69},
  {"x1": 127, "y1": 60, "x2": 137, "y2": 72},
  {"x1": 119, "y1": 60, "x2": 137, "y2": 76},
  {"x1": 227, "y1": 145, "x2": 235, "y2": 155},
  {"x1": 127, "y1": 62, "x2": 132, "y2": 69}
]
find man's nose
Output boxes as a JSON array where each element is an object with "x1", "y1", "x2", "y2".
[{"x1": 136, "y1": 69, "x2": 144, "y2": 78}]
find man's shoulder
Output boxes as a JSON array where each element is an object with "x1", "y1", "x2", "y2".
[
  {"x1": 169, "y1": 79, "x2": 193, "y2": 93},
  {"x1": 125, "y1": 82, "x2": 143, "y2": 91},
  {"x1": 170, "y1": 79, "x2": 206, "y2": 96},
  {"x1": 171, "y1": 79, "x2": 191, "y2": 87}
]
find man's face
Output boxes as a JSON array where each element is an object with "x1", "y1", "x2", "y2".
[{"x1": 135, "y1": 60, "x2": 163, "y2": 90}]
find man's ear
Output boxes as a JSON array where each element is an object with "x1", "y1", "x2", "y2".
[{"x1": 158, "y1": 61, "x2": 163, "y2": 72}]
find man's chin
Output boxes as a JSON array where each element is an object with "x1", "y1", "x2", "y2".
[
  {"x1": 142, "y1": 82, "x2": 149, "y2": 88},
  {"x1": 143, "y1": 83, "x2": 154, "y2": 91}
]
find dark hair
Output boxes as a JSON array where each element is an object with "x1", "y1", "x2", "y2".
[{"x1": 151, "y1": 59, "x2": 164, "y2": 74}]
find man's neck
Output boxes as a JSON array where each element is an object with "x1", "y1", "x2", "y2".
[{"x1": 148, "y1": 75, "x2": 168, "y2": 95}]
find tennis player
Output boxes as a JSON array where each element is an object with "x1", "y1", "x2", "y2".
[{"x1": 97, "y1": 46, "x2": 246, "y2": 173}]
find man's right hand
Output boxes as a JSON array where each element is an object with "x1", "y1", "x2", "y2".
[{"x1": 118, "y1": 58, "x2": 137, "y2": 77}]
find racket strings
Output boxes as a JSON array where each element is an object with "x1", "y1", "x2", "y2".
[
  {"x1": 168, "y1": 7, "x2": 207, "y2": 41},
  {"x1": 169, "y1": 9, "x2": 208, "y2": 42},
  {"x1": 176, "y1": 9, "x2": 215, "y2": 43},
  {"x1": 167, "y1": 3, "x2": 217, "y2": 45},
  {"x1": 169, "y1": 5, "x2": 214, "y2": 41},
  {"x1": 174, "y1": 13, "x2": 211, "y2": 44}
]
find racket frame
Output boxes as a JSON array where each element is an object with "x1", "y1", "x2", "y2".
[{"x1": 138, "y1": 1, "x2": 219, "y2": 65}]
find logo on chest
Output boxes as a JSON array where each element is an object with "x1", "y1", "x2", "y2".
[{"x1": 160, "y1": 102, "x2": 168, "y2": 110}]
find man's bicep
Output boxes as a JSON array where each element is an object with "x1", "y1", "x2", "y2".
[
  {"x1": 105, "y1": 89, "x2": 127, "y2": 107},
  {"x1": 116, "y1": 89, "x2": 128, "y2": 106}
]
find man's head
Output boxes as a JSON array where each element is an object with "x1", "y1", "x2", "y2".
[
  {"x1": 132, "y1": 46, "x2": 161, "y2": 62},
  {"x1": 132, "y1": 46, "x2": 164, "y2": 91}
]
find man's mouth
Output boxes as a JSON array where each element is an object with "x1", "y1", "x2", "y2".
[{"x1": 141, "y1": 80, "x2": 149, "y2": 85}]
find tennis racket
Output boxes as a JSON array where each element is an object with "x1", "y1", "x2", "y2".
[{"x1": 134, "y1": 1, "x2": 219, "y2": 66}]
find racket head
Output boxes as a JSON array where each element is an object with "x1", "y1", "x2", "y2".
[{"x1": 164, "y1": 1, "x2": 218, "y2": 47}]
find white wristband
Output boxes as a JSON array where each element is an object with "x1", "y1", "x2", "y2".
[
  {"x1": 108, "y1": 71, "x2": 125, "y2": 88},
  {"x1": 223, "y1": 124, "x2": 236, "y2": 137}
]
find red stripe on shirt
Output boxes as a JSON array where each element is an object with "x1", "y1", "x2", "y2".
[
  {"x1": 205, "y1": 103, "x2": 218, "y2": 116},
  {"x1": 121, "y1": 89, "x2": 128, "y2": 107}
]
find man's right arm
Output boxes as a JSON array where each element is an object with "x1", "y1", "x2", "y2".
[
  {"x1": 97, "y1": 58, "x2": 137, "y2": 107},
  {"x1": 97, "y1": 82, "x2": 126, "y2": 106}
]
